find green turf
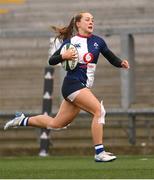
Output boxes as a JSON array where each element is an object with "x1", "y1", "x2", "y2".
[{"x1": 0, "y1": 155, "x2": 154, "y2": 179}]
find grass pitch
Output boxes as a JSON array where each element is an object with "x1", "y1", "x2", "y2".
[{"x1": 0, "y1": 155, "x2": 154, "y2": 179}]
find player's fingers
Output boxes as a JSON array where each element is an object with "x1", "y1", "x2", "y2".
[
  {"x1": 71, "y1": 56, "x2": 77, "y2": 60},
  {"x1": 122, "y1": 60, "x2": 129, "y2": 69}
]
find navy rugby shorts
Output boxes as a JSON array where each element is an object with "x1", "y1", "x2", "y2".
[{"x1": 62, "y1": 77, "x2": 86, "y2": 102}]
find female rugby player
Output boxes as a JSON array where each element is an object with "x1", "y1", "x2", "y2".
[{"x1": 4, "y1": 12, "x2": 129, "y2": 162}]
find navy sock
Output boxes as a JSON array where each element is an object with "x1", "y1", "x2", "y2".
[
  {"x1": 95, "y1": 144, "x2": 104, "y2": 155},
  {"x1": 19, "y1": 117, "x2": 29, "y2": 126}
]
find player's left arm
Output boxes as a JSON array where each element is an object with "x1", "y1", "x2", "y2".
[
  {"x1": 121, "y1": 59, "x2": 130, "y2": 69},
  {"x1": 103, "y1": 49, "x2": 129, "y2": 69},
  {"x1": 99, "y1": 37, "x2": 129, "y2": 69}
]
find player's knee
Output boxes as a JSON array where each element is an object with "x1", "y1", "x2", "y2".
[
  {"x1": 93, "y1": 106, "x2": 102, "y2": 119},
  {"x1": 49, "y1": 123, "x2": 61, "y2": 129},
  {"x1": 101, "y1": 104, "x2": 106, "y2": 117},
  {"x1": 99, "y1": 101, "x2": 106, "y2": 124},
  {"x1": 93, "y1": 102, "x2": 106, "y2": 124},
  {"x1": 49, "y1": 122, "x2": 66, "y2": 129}
]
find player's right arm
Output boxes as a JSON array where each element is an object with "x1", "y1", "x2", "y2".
[
  {"x1": 48, "y1": 46, "x2": 77, "y2": 65},
  {"x1": 48, "y1": 49, "x2": 63, "y2": 65}
]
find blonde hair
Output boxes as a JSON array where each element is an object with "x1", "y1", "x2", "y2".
[{"x1": 50, "y1": 12, "x2": 88, "y2": 41}]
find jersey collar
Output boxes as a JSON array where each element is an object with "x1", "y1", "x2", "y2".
[{"x1": 77, "y1": 33, "x2": 93, "y2": 38}]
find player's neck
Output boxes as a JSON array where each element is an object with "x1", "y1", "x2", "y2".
[{"x1": 77, "y1": 33, "x2": 92, "y2": 38}]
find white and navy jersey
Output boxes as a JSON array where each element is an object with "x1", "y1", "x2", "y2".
[
  {"x1": 49, "y1": 34, "x2": 122, "y2": 89},
  {"x1": 59, "y1": 34, "x2": 121, "y2": 88}
]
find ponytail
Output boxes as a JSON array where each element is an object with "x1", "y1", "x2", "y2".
[{"x1": 50, "y1": 13, "x2": 83, "y2": 41}]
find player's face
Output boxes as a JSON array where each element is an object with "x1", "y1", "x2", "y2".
[{"x1": 76, "y1": 13, "x2": 94, "y2": 35}]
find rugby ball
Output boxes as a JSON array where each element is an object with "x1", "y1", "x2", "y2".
[{"x1": 60, "y1": 43, "x2": 78, "y2": 71}]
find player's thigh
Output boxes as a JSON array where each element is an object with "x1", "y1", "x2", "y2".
[
  {"x1": 73, "y1": 88, "x2": 101, "y2": 115},
  {"x1": 54, "y1": 99, "x2": 80, "y2": 127}
]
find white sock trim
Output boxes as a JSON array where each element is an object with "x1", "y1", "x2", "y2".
[
  {"x1": 95, "y1": 144, "x2": 104, "y2": 150},
  {"x1": 23, "y1": 117, "x2": 28, "y2": 126}
]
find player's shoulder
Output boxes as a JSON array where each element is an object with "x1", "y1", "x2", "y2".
[
  {"x1": 92, "y1": 34, "x2": 108, "y2": 49},
  {"x1": 59, "y1": 39, "x2": 71, "y2": 50},
  {"x1": 62, "y1": 39, "x2": 70, "y2": 45},
  {"x1": 92, "y1": 34, "x2": 106, "y2": 42}
]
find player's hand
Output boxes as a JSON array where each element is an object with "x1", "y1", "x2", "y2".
[
  {"x1": 121, "y1": 60, "x2": 130, "y2": 69},
  {"x1": 62, "y1": 48, "x2": 77, "y2": 61}
]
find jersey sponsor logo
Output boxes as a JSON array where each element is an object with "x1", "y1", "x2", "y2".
[
  {"x1": 83, "y1": 52, "x2": 94, "y2": 64},
  {"x1": 79, "y1": 64, "x2": 87, "y2": 69},
  {"x1": 87, "y1": 64, "x2": 95, "y2": 68},
  {"x1": 79, "y1": 64, "x2": 95, "y2": 69}
]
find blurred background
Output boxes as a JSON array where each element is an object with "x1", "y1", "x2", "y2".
[{"x1": 0, "y1": 0, "x2": 154, "y2": 156}]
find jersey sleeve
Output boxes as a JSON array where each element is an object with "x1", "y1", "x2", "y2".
[
  {"x1": 99, "y1": 37, "x2": 122, "y2": 68},
  {"x1": 48, "y1": 39, "x2": 70, "y2": 65},
  {"x1": 48, "y1": 49, "x2": 63, "y2": 65}
]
